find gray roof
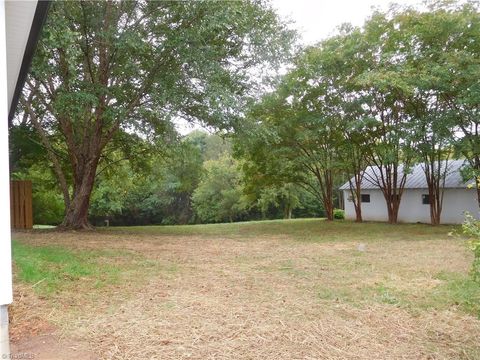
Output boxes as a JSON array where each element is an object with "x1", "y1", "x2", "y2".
[{"x1": 339, "y1": 160, "x2": 475, "y2": 190}]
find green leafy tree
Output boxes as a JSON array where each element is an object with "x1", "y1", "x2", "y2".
[
  {"x1": 355, "y1": 9, "x2": 420, "y2": 224},
  {"x1": 396, "y1": 7, "x2": 458, "y2": 225},
  {"x1": 21, "y1": 0, "x2": 295, "y2": 229},
  {"x1": 238, "y1": 1, "x2": 480, "y2": 225},
  {"x1": 89, "y1": 152, "x2": 134, "y2": 222},
  {"x1": 257, "y1": 183, "x2": 301, "y2": 219},
  {"x1": 192, "y1": 155, "x2": 250, "y2": 223},
  {"x1": 239, "y1": 41, "x2": 361, "y2": 221},
  {"x1": 155, "y1": 138, "x2": 204, "y2": 224},
  {"x1": 88, "y1": 134, "x2": 203, "y2": 225},
  {"x1": 286, "y1": 29, "x2": 372, "y2": 222},
  {"x1": 411, "y1": 2, "x2": 480, "y2": 210},
  {"x1": 185, "y1": 130, "x2": 232, "y2": 162}
]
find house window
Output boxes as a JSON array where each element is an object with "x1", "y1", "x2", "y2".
[
  {"x1": 361, "y1": 194, "x2": 370, "y2": 203},
  {"x1": 422, "y1": 194, "x2": 430, "y2": 205}
]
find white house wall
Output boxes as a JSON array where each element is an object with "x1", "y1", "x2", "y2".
[
  {"x1": 0, "y1": 1, "x2": 12, "y2": 307},
  {"x1": 343, "y1": 190, "x2": 387, "y2": 221},
  {"x1": 343, "y1": 188, "x2": 479, "y2": 224}
]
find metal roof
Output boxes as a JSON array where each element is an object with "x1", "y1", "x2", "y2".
[{"x1": 339, "y1": 159, "x2": 475, "y2": 190}]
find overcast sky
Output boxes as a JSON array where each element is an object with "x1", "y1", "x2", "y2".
[{"x1": 271, "y1": 0, "x2": 423, "y2": 45}]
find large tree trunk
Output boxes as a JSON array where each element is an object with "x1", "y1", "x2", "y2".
[
  {"x1": 387, "y1": 209, "x2": 398, "y2": 224},
  {"x1": 325, "y1": 210, "x2": 334, "y2": 221},
  {"x1": 60, "y1": 156, "x2": 100, "y2": 230},
  {"x1": 386, "y1": 205, "x2": 394, "y2": 224},
  {"x1": 61, "y1": 194, "x2": 93, "y2": 229},
  {"x1": 430, "y1": 201, "x2": 441, "y2": 225}
]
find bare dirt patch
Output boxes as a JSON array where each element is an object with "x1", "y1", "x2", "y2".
[
  {"x1": 11, "y1": 333, "x2": 95, "y2": 360},
  {"x1": 11, "y1": 228, "x2": 480, "y2": 359},
  {"x1": 9, "y1": 284, "x2": 95, "y2": 360}
]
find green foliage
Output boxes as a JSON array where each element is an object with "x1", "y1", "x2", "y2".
[
  {"x1": 9, "y1": 124, "x2": 47, "y2": 173},
  {"x1": 257, "y1": 184, "x2": 300, "y2": 219},
  {"x1": 192, "y1": 154, "x2": 250, "y2": 223},
  {"x1": 333, "y1": 209, "x2": 345, "y2": 220},
  {"x1": 462, "y1": 166, "x2": 480, "y2": 191},
  {"x1": 89, "y1": 132, "x2": 224, "y2": 225},
  {"x1": 31, "y1": 1, "x2": 295, "y2": 132},
  {"x1": 462, "y1": 213, "x2": 480, "y2": 283},
  {"x1": 186, "y1": 130, "x2": 232, "y2": 162},
  {"x1": 154, "y1": 138, "x2": 205, "y2": 224},
  {"x1": 236, "y1": 15, "x2": 413, "y2": 221},
  {"x1": 31, "y1": 190, "x2": 64, "y2": 225}
]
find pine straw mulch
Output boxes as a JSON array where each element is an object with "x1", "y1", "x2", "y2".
[
  {"x1": 9, "y1": 282, "x2": 54, "y2": 343},
  {"x1": 10, "y1": 231, "x2": 480, "y2": 359}
]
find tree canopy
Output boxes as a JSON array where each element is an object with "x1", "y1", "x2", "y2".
[{"x1": 20, "y1": 0, "x2": 296, "y2": 229}]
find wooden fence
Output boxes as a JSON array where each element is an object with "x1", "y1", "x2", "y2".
[{"x1": 10, "y1": 180, "x2": 33, "y2": 229}]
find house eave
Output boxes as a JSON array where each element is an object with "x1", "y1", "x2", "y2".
[{"x1": 7, "y1": 0, "x2": 50, "y2": 123}]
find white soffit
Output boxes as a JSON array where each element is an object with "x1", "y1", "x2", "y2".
[{"x1": 5, "y1": 0, "x2": 37, "y2": 114}]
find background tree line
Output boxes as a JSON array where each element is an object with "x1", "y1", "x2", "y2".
[{"x1": 11, "y1": 129, "x2": 323, "y2": 225}]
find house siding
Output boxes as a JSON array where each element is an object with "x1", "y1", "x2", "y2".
[{"x1": 343, "y1": 188, "x2": 479, "y2": 224}]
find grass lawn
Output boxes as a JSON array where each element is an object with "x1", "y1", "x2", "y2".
[{"x1": 10, "y1": 219, "x2": 480, "y2": 359}]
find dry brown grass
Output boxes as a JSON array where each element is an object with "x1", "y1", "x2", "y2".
[{"x1": 11, "y1": 221, "x2": 480, "y2": 359}]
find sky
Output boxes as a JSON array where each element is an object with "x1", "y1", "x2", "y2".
[
  {"x1": 271, "y1": 0, "x2": 424, "y2": 45},
  {"x1": 177, "y1": 0, "x2": 424, "y2": 135}
]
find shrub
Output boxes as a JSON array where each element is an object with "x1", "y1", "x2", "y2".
[
  {"x1": 333, "y1": 208, "x2": 345, "y2": 220},
  {"x1": 462, "y1": 212, "x2": 480, "y2": 283}
]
